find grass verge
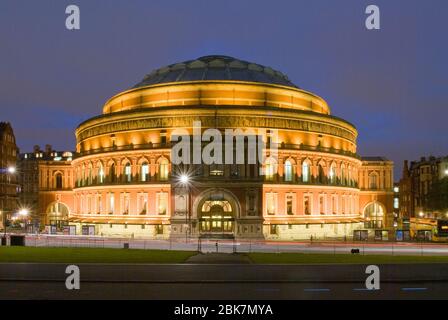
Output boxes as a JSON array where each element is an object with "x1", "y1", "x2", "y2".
[{"x1": 0, "y1": 247, "x2": 196, "y2": 263}]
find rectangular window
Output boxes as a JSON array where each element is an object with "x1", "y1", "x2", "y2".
[
  {"x1": 122, "y1": 193, "x2": 130, "y2": 215},
  {"x1": 332, "y1": 196, "x2": 337, "y2": 214},
  {"x1": 108, "y1": 193, "x2": 115, "y2": 214},
  {"x1": 157, "y1": 192, "x2": 168, "y2": 215},
  {"x1": 139, "y1": 193, "x2": 148, "y2": 215},
  {"x1": 266, "y1": 192, "x2": 277, "y2": 215},
  {"x1": 319, "y1": 196, "x2": 325, "y2": 214},
  {"x1": 96, "y1": 194, "x2": 102, "y2": 214},
  {"x1": 369, "y1": 174, "x2": 378, "y2": 189},
  {"x1": 304, "y1": 196, "x2": 311, "y2": 215},
  {"x1": 286, "y1": 194, "x2": 294, "y2": 215},
  {"x1": 270, "y1": 224, "x2": 277, "y2": 235}
]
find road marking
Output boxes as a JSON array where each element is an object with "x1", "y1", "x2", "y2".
[
  {"x1": 303, "y1": 288, "x2": 330, "y2": 292},
  {"x1": 401, "y1": 287, "x2": 427, "y2": 291}
]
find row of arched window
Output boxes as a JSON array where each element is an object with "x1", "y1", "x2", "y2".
[
  {"x1": 74, "y1": 156, "x2": 360, "y2": 188},
  {"x1": 264, "y1": 157, "x2": 358, "y2": 187},
  {"x1": 75, "y1": 157, "x2": 169, "y2": 187}
]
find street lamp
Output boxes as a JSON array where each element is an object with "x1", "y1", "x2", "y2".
[
  {"x1": 180, "y1": 174, "x2": 189, "y2": 185},
  {"x1": 18, "y1": 209, "x2": 30, "y2": 234},
  {"x1": 178, "y1": 173, "x2": 192, "y2": 242},
  {"x1": 1, "y1": 166, "x2": 17, "y2": 242}
]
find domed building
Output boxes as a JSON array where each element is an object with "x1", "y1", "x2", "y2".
[{"x1": 35, "y1": 55, "x2": 394, "y2": 240}]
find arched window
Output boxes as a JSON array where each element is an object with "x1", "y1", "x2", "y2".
[
  {"x1": 284, "y1": 160, "x2": 292, "y2": 182},
  {"x1": 98, "y1": 163, "x2": 104, "y2": 184},
  {"x1": 347, "y1": 166, "x2": 352, "y2": 186},
  {"x1": 141, "y1": 162, "x2": 149, "y2": 182},
  {"x1": 124, "y1": 163, "x2": 132, "y2": 182},
  {"x1": 88, "y1": 163, "x2": 93, "y2": 185},
  {"x1": 329, "y1": 164, "x2": 336, "y2": 184},
  {"x1": 46, "y1": 201, "x2": 69, "y2": 230},
  {"x1": 109, "y1": 163, "x2": 116, "y2": 183},
  {"x1": 82, "y1": 164, "x2": 86, "y2": 186},
  {"x1": 265, "y1": 157, "x2": 277, "y2": 181},
  {"x1": 302, "y1": 161, "x2": 310, "y2": 183},
  {"x1": 341, "y1": 166, "x2": 346, "y2": 185},
  {"x1": 55, "y1": 173, "x2": 63, "y2": 190},
  {"x1": 364, "y1": 202, "x2": 384, "y2": 228},
  {"x1": 369, "y1": 173, "x2": 378, "y2": 189},
  {"x1": 158, "y1": 158, "x2": 169, "y2": 181},
  {"x1": 318, "y1": 164, "x2": 325, "y2": 184},
  {"x1": 76, "y1": 168, "x2": 81, "y2": 187}
]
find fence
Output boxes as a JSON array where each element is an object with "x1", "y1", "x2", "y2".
[{"x1": 18, "y1": 234, "x2": 448, "y2": 256}]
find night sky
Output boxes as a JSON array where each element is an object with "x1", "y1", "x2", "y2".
[{"x1": 1, "y1": 0, "x2": 447, "y2": 179}]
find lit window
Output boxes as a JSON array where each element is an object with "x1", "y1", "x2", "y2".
[
  {"x1": 394, "y1": 198, "x2": 399, "y2": 209},
  {"x1": 158, "y1": 158, "x2": 169, "y2": 181},
  {"x1": 139, "y1": 193, "x2": 148, "y2": 215},
  {"x1": 98, "y1": 165, "x2": 104, "y2": 184},
  {"x1": 265, "y1": 157, "x2": 277, "y2": 181},
  {"x1": 108, "y1": 193, "x2": 115, "y2": 214},
  {"x1": 302, "y1": 162, "x2": 310, "y2": 183},
  {"x1": 266, "y1": 193, "x2": 277, "y2": 215},
  {"x1": 122, "y1": 193, "x2": 130, "y2": 214},
  {"x1": 284, "y1": 160, "x2": 292, "y2": 182},
  {"x1": 124, "y1": 163, "x2": 132, "y2": 182},
  {"x1": 157, "y1": 192, "x2": 168, "y2": 215},
  {"x1": 141, "y1": 162, "x2": 149, "y2": 182},
  {"x1": 329, "y1": 165, "x2": 335, "y2": 183}
]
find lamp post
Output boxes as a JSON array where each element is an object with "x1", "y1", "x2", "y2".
[
  {"x1": 18, "y1": 209, "x2": 30, "y2": 234},
  {"x1": 1, "y1": 166, "x2": 16, "y2": 243},
  {"x1": 179, "y1": 174, "x2": 191, "y2": 243}
]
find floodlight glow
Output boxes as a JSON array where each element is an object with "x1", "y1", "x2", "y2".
[
  {"x1": 7, "y1": 166, "x2": 16, "y2": 174},
  {"x1": 18, "y1": 209, "x2": 29, "y2": 216},
  {"x1": 180, "y1": 174, "x2": 189, "y2": 184}
]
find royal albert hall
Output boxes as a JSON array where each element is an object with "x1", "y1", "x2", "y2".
[{"x1": 42, "y1": 55, "x2": 394, "y2": 240}]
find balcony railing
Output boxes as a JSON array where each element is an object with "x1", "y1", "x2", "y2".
[{"x1": 76, "y1": 141, "x2": 360, "y2": 159}]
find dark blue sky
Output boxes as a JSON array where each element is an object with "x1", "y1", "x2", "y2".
[{"x1": 0, "y1": 0, "x2": 447, "y2": 179}]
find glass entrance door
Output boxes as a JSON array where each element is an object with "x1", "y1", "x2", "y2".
[{"x1": 200, "y1": 205, "x2": 233, "y2": 233}]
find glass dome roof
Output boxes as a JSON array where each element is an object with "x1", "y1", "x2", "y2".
[{"x1": 132, "y1": 55, "x2": 298, "y2": 89}]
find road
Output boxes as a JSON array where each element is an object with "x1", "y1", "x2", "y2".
[{"x1": 1, "y1": 263, "x2": 448, "y2": 299}]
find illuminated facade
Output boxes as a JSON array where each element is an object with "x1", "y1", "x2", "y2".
[
  {"x1": 0, "y1": 122, "x2": 18, "y2": 229},
  {"x1": 37, "y1": 55, "x2": 393, "y2": 240}
]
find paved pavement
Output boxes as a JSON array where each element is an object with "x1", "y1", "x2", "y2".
[{"x1": 1, "y1": 262, "x2": 448, "y2": 299}]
